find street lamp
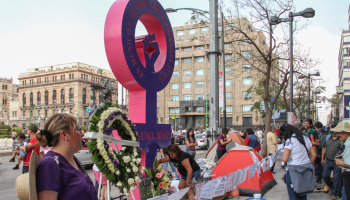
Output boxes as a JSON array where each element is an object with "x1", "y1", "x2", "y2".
[
  {"x1": 270, "y1": 8, "x2": 315, "y2": 122},
  {"x1": 298, "y1": 72, "x2": 320, "y2": 119}
]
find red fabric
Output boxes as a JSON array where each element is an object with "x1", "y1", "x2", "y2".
[
  {"x1": 211, "y1": 150, "x2": 275, "y2": 193},
  {"x1": 275, "y1": 129, "x2": 280, "y2": 136},
  {"x1": 23, "y1": 137, "x2": 40, "y2": 166},
  {"x1": 253, "y1": 144, "x2": 260, "y2": 152},
  {"x1": 245, "y1": 137, "x2": 250, "y2": 146}
]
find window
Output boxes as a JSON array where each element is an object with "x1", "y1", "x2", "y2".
[
  {"x1": 175, "y1": 48, "x2": 180, "y2": 53},
  {"x1": 23, "y1": 93, "x2": 26, "y2": 107},
  {"x1": 189, "y1": 29, "x2": 197, "y2": 35},
  {"x1": 344, "y1": 35, "x2": 350, "y2": 43},
  {"x1": 53, "y1": 90, "x2": 56, "y2": 105},
  {"x1": 91, "y1": 90, "x2": 96, "y2": 106},
  {"x1": 226, "y1": 93, "x2": 232, "y2": 99},
  {"x1": 196, "y1": 57, "x2": 205, "y2": 63},
  {"x1": 82, "y1": 88, "x2": 86, "y2": 104},
  {"x1": 242, "y1": 51, "x2": 252, "y2": 58},
  {"x1": 69, "y1": 88, "x2": 73, "y2": 103},
  {"x1": 23, "y1": 111, "x2": 25, "y2": 117},
  {"x1": 243, "y1": 78, "x2": 253, "y2": 85},
  {"x1": 175, "y1": 59, "x2": 179, "y2": 65},
  {"x1": 344, "y1": 71, "x2": 350, "y2": 78},
  {"x1": 224, "y1": 43, "x2": 232, "y2": 47},
  {"x1": 196, "y1": 94, "x2": 204, "y2": 100},
  {"x1": 172, "y1": 71, "x2": 179, "y2": 77},
  {"x1": 344, "y1": 59, "x2": 350, "y2": 66},
  {"x1": 45, "y1": 91, "x2": 48, "y2": 105},
  {"x1": 200, "y1": 27, "x2": 208, "y2": 33},
  {"x1": 243, "y1": 64, "x2": 252, "y2": 71},
  {"x1": 183, "y1": 47, "x2": 192, "y2": 52},
  {"x1": 183, "y1": 95, "x2": 192, "y2": 101},
  {"x1": 183, "y1": 82, "x2": 191, "y2": 89},
  {"x1": 45, "y1": 110, "x2": 48, "y2": 117},
  {"x1": 221, "y1": 105, "x2": 233, "y2": 112},
  {"x1": 195, "y1": 45, "x2": 205, "y2": 50},
  {"x1": 196, "y1": 81, "x2": 204, "y2": 88},
  {"x1": 186, "y1": 106, "x2": 192, "y2": 112},
  {"x1": 194, "y1": 106, "x2": 204, "y2": 112},
  {"x1": 169, "y1": 107, "x2": 179, "y2": 114},
  {"x1": 344, "y1": 83, "x2": 350, "y2": 90},
  {"x1": 37, "y1": 110, "x2": 40, "y2": 117},
  {"x1": 225, "y1": 67, "x2": 232, "y2": 73},
  {"x1": 183, "y1": 58, "x2": 192, "y2": 64},
  {"x1": 243, "y1": 105, "x2": 253, "y2": 112},
  {"x1": 70, "y1": 108, "x2": 73, "y2": 114},
  {"x1": 30, "y1": 92, "x2": 33, "y2": 107},
  {"x1": 242, "y1": 40, "x2": 250, "y2": 45},
  {"x1": 225, "y1": 54, "x2": 232, "y2": 61},
  {"x1": 61, "y1": 89, "x2": 65, "y2": 104},
  {"x1": 344, "y1": 47, "x2": 350, "y2": 55},
  {"x1": 30, "y1": 111, "x2": 32, "y2": 118},
  {"x1": 225, "y1": 80, "x2": 232, "y2": 86},
  {"x1": 177, "y1": 30, "x2": 184, "y2": 36},
  {"x1": 171, "y1": 95, "x2": 179, "y2": 101},
  {"x1": 243, "y1": 91, "x2": 252, "y2": 98},
  {"x1": 196, "y1": 69, "x2": 204, "y2": 75},
  {"x1": 37, "y1": 92, "x2": 41, "y2": 106},
  {"x1": 183, "y1": 70, "x2": 191, "y2": 76},
  {"x1": 171, "y1": 83, "x2": 179, "y2": 89}
]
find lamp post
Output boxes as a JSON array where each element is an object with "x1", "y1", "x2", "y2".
[
  {"x1": 270, "y1": 8, "x2": 315, "y2": 121},
  {"x1": 166, "y1": 1, "x2": 219, "y2": 146},
  {"x1": 298, "y1": 72, "x2": 320, "y2": 119}
]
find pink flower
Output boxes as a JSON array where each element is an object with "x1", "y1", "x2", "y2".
[
  {"x1": 161, "y1": 170, "x2": 166, "y2": 174},
  {"x1": 164, "y1": 167, "x2": 167, "y2": 170},
  {"x1": 159, "y1": 182, "x2": 164, "y2": 188},
  {"x1": 170, "y1": 186, "x2": 177, "y2": 193},
  {"x1": 156, "y1": 173, "x2": 162, "y2": 179},
  {"x1": 157, "y1": 166, "x2": 161, "y2": 169}
]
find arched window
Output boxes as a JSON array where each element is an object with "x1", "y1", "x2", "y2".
[
  {"x1": 82, "y1": 88, "x2": 86, "y2": 104},
  {"x1": 69, "y1": 88, "x2": 73, "y2": 103},
  {"x1": 37, "y1": 92, "x2": 41, "y2": 106},
  {"x1": 53, "y1": 90, "x2": 56, "y2": 105},
  {"x1": 30, "y1": 92, "x2": 33, "y2": 107},
  {"x1": 23, "y1": 93, "x2": 26, "y2": 107},
  {"x1": 45, "y1": 91, "x2": 48, "y2": 105},
  {"x1": 91, "y1": 90, "x2": 95, "y2": 106},
  {"x1": 61, "y1": 89, "x2": 65, "y2": 104}
]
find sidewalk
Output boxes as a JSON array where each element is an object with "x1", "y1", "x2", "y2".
[{"x1": 0, "y1": 138, "x2": 13, "y2": 156}]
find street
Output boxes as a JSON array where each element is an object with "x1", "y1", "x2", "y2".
[{"x1": 0, "y1": 144, "x2": 208, "y2": 200}]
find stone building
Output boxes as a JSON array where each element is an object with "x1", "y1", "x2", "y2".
[
  {"x1": 14, "y1": 62, "x2": 118, "y2": 129},
  {"x1": 157, "y1": 18, "x2": 268, "y2": 130},
  {"x1": 0, "y1": 77, "x2": 19, "y2": 125}
]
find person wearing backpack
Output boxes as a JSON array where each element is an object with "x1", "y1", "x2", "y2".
[{"x1": 315, "y1": 122, "x2": 328, "y2": 184}]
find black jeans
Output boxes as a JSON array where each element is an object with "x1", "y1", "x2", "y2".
[
  {"x1": 217, "y1": 150, "x2": 227, "y2": 161},
  {"x1": 343, "y1": 171, "x2": 350, "y2": 200},
  {"x1": 22, "y1": 166, "x2": 29, "y2": 174}
]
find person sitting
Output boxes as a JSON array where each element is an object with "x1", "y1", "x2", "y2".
[
  {"x1": 157, "y1": 144, "x2": 201, "y2": 200},
  {"x1": 245, "y1": 128, "x2": 260, "y2": 152},
  {"x1": 12, "y1": 133, "x2": 29, "y2": 170}
]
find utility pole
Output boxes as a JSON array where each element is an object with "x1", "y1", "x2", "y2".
[
  {"x1": 205, "y1": 92, "x2": 208, "y2": 131},
  {"x1": 209, "y1": 0, "x2": 219, "y2": 144},
  {"x1": 174, "y1": 103, "x2": 177, "y2": 131}
]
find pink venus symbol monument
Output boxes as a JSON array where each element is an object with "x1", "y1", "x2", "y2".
[{"x1": 104, "y1": 0, "x2": 175, "y2": 169}]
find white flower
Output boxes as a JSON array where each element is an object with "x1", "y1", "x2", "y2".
[
  {"x1": 97, "y1": 143, "x2": 104, "y2": 149},
  {"x1": 117, "y1": 182, "x2": 122, "y2": 187},
  {"x1": 100, "y1": 112, "x2": 108, "y2": 120},
  {"x1": 97, "y1": 139, "x2": 103, "y2": 143},
  {"x1": 126, "y1": 168, "x2": 131, "y2": 173},
  {"x1": 131, "y1": 135, "x2": 136, "y2": 141},
  {"x1": 132, "y1": 158, "x2": 136, "y2": 162},
  {"x1": 130, "y1": 162, "x2": 135, "y2": 167},
  {"x1": 107, "y1": 162, "x2": 114, "y2": 170},
  {"x1": 130, "y1": 186, "x2": 136, "y2": 191},
  {"x1": 116, "y1": 170, "x2": 120, "y2": 175},
  {"x1": 101, "y1": 150, "x2": 108, "y2": 158},
  {"x1": 136, "y1": 158, "x2": 141, "y2": 164},
  {"x1": 123, "y1": 188, "x2": 127, "y2": 194},
  {"x1": 135, "y1": 176, "x2": 141, "y2": 183},
  {"x1": 134, "y1": 152, "x2": 138, "y2": 157},
  {"x1": 128, "y1": 178, "x2": 134, "y2": 185},
  {"x1": 133, "y1": 166, "x2": 139, "y2": 173},
  {"x1": 123, "y1": 156, "x2": 131, "y2": 163}
]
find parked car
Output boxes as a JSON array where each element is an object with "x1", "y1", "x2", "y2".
[
  {"x1": 195, "y1": 134, "x2": 208, "y2": 150},
  {"x1": 174, "y1": 132, "x2": 186, "y2": 145}
]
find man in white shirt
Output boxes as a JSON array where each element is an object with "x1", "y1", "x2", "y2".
[{"x1": 256, "y1": 128, "x2": 263, "y2": 145}]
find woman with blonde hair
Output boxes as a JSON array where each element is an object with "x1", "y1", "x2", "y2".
[{"x1": 36, "y1": 113, "x2": 97, "y2": 200}]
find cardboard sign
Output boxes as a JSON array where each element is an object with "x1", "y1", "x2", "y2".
[
  {"x1": 168, "y1": 188, "x2": 189, "y2": 200},
  {"x1": 212, "y1": 176, "x2": 227, "y2": 198},
  {"x1": 194, "y1": 183, "x2": 204, "y2": 200},
  {"x1": 200, "y1": 179, "x2": 221, "y2": 199},
  {"x1": 226, "y1": 172, "x2": 238, "y2": 192}
]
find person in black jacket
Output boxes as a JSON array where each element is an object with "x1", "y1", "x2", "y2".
[{"x1": 315, "y1": 121, "x2": 328, "y2": 184}]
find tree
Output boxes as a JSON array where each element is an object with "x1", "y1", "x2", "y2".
[{"x1": 328, "y1": 94, "x2": 340, "y2": 125}]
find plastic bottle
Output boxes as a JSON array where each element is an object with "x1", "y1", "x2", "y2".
[{"x1": 231, "y1": 186, "x2": 239, "y2": 199}]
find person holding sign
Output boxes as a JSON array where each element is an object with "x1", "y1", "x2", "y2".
[
  {"x1": 280, "y1": 124, "x2": 317, "y2": 200},
  {"x1": 157, "y1": 144, "x2": 200, "y2": 200},
  {"x1": 217, "y1": 128, "x2": 232, "y2": 160}
]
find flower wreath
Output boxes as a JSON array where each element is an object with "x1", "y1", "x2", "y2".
[{"x1": 87, "y1": 101, "x2": 145, "y2": 195}]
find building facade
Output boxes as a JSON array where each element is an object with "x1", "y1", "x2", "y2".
[
  {"x1": 157, "y1": 18, "x2": 267, "y2": 131},
  {"x1": 0, "y1": 77, "x2": 19, "y2": 125},
  {"x1": 338, "y1": 30, "x2": 350, "y2": 123},
  {"x1": 13, "y1": 62, "x2": 118, "y2": 129}
]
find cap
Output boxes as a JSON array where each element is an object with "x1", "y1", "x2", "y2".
[{"x1": 27, "y1": 123, "x2": 38, "y2": 133}]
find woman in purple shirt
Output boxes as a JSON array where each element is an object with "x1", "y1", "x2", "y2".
[
  {"x1": 185, "y1": 128, "x2": 198, "y2": 159},
  {"x1": 217, "y1": 128, "x2": 232, "y2": 160},
  {"x1": 36, "y1": 113, "x2": 97, "y2": 200}
]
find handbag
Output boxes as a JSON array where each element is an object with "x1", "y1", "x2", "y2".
[{"x1": 187, "y1": 150, "x2": 196, "y2": 156}]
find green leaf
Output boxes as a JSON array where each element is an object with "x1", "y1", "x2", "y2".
[
  {"x1": 88, "y1": 123, "x2": 98, "y2": 132},
  {"x1": 89, "y1": 114, "x2": 99, "y2": 124},
  {"x1": 100, "y1": 166, "x2": 109, "y2": 174},
  {"x1": 145, "y1": 168, "x2": 153, "y2": 178},
  {"x1": 106, "y1": 173, "x2": 116, "y2": 181},
  {"x1": 95, "y1": 161, "x2": 104, "y2": 169},
  {"x1": 90, "y1": 155, "x2": 100, "y2": 163},
  {"x1": 87, "y1": 143, "x2": 97, "y2": 153},
  {"x1": 153, "y1": 156, "x2": 158, "y2": 170},
  {"x1": 103, "y1": 101, "x2": 112, "y2": 107}
]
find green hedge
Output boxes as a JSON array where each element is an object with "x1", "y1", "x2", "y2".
[
  {"x1": 0, "y1": 135, "x2": 11, "y2": 138},
  {"x1": 0, "y1": 130, "x2": 9, "y2": 135},
  {"x1": 0, "y1": 125, "x2": 11, "y2": 130},
  {"x1": 12, "y1": 128, "x2": 23, "y2": 134}
]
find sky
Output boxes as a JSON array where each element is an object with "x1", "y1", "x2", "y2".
[{"x1": 0, "y1": 0, "x2": 349, "y2": 125}]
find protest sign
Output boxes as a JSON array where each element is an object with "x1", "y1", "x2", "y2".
[
  {"x1": 148, "y1": 194, "x2": 168, "y2": 200},
  {"x1": 212, "y1": 176, "x2": 227, "y2": 198},
  {"x1": 168, "y1": 188, "x2": 189, "y2": 200},
  {"x1": 200, "y1": 178, "x2": 221, "y2": 199},
  {"x1": 248, "y1": 163, "x2": 258, "y2": 180},
  {"x1": 194, "y1": 183, "x2": 204, "y2": 200},
  {"x1": 226, "y1": 172, "x2": 238, "y2": 192}
]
